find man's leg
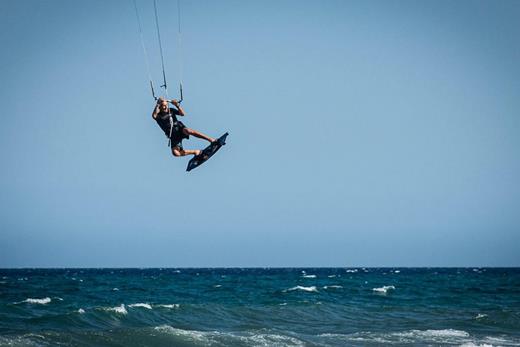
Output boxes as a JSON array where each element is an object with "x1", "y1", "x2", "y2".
[
  {"x1": 183, "y1": 128, "x2": 215, "y2": 143},
  {"x1": 172, "y1": 147, "x2": 201, "y2": 157}
]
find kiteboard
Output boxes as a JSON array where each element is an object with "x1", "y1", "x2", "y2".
[{"x1": 186, "y1": 132, "x2": 228, "y2": 172}]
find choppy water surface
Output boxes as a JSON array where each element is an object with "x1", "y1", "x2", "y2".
[{"x1": 0, "y1": 268, "x2": 519, "y2": 346}]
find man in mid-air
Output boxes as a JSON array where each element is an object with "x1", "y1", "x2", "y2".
[{"x1": 152, "y1": 97, "x2": 215, "y2": 157}]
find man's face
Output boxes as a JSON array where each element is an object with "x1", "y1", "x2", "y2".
[{"x1": 159, "y1": 100, "x2": 168, "y2": 112}]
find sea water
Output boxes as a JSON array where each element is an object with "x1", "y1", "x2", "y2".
[{"x1": 0, "y1": 268, "x2": 519, "y2": 346}]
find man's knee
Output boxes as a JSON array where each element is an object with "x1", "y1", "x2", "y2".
[{"x1": 172, "y1": 148, "x2": 183, "y2": 157}]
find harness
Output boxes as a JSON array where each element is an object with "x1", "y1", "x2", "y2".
[
  {"x1": 163, "y1": 108, "x2": 181, "y2": 148},
  {"x1": 168, "y1": 111, "x2": 174, "y2": 147}
]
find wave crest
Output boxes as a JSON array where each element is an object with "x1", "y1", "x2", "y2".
[
  {"x1": 129, "y1": 303, "x2": 152, "y2": 309},
  {"x1": 285, "y1": 286, "x2": 318, "y2": 293},
  {"x1": 103, "y1": 304, "x2": 127, "y2": 315},
  {"x1": 21, "y1": 297, "x2": 51, "y2": 305},
  {"x1": 372, "y1": 285, "x2": 395, "y2": 294}
]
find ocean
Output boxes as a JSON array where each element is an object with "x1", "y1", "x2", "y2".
[{"x1": 0, "y1": 268, "x2": 519, "y2": 346}]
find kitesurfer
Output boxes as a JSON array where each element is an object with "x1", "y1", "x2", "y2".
[{"x1": 152, "y1": 97, "x2": 215, "y2": 157}]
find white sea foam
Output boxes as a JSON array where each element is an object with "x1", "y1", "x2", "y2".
[
  {"x1": 475, "y1": 313, "x2": 488, "y2": 319},
  {"x1": 78, "y1": 308, "x2": 85, "y2": 314},
  {"x1": 242, "y1": 332, "x2": 305, "y2": 346},
  {"x1": 24, "y1": 297, "x2": 51, "y2": 304},
  {"x1": 372, "y1": 285, "x2": 395, "y2": 294},
  {"x1": 105, "y1": 304, "x2": 127, "y2": 315},
  {"x1": 214, "y1": 284, "x2": 222, "y2": 288},
  {"x1": 112, "y1": 288, "x2": 119, "y2": 291},
  {"x1": 394, "y1": 270, "x2": 401, "y2": 273},
  {"x1": 323, "y1": 285, "x2": 343, "y2": 289},
  {"x1": 320, "y1": 333, "x2": 391, "y2": 344},
  {"x1": 346, "y1": 269, "x2": 358, "y2": 273},
  {"x1": 302, "y1": 274, "x2": 316, "y2": 278},
  {"x1": 129, "y1": 303, "x2": 152, "y2": 309},
  {"x1": 396, "y1": 329, "x2": 469, "y2": 339},
  {"x1": 154, "y1": 325, "x2": 305, "y2": 346},
  {"x1": 159, "y1": 304, "x2": 180, "y2": 309},
  {"x1": 0, "y1": 335, "x2": 45, "y2": 347},
  {"x1": 155, "y1": 325, "x2": 212, "y2": 344},
  {"x1": 482, "y1": 336, "x2": 509, "y2": 344},
  {"x1": 320, "y1": 329, "x2": 475, "y2": 345},
  {"x1": 327, "y1": 275, "x2": 337, "y2": 278},
  {"x1": 286, "y1": 286, "x2": 318, "y2": 293}
]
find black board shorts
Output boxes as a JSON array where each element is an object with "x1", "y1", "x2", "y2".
[{"x1": 169, "y1": 121, "x2": 190, "y2": 149}]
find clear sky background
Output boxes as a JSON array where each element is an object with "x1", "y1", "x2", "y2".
[{"x1": 1, "y1": 0, "x2": 519, "y2": 267}]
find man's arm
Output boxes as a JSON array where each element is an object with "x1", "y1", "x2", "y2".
[
  {"x1": 170, "y1": 99, "x2": 185, "y2": 116},
  {"x1": 151, "y1": 100, "x2": 161, "y2": 119}
]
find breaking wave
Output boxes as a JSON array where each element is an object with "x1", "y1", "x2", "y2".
[{"x1": 285, "y1": 286, "x2": 318, "y2": 293}]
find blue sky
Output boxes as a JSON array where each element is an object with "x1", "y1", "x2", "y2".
[{"x1": 1, "y1": 0, "x2": 519, "y2": 267}]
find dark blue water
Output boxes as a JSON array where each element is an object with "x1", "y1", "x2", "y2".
[{"x1": 0, "y1": 268, "x2": 519, "y2": 346}]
